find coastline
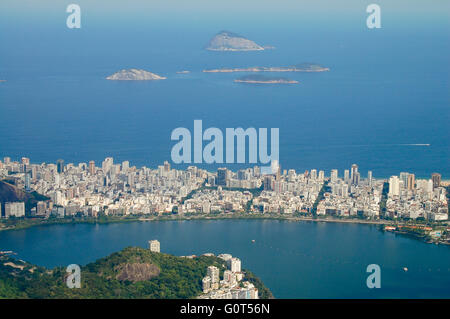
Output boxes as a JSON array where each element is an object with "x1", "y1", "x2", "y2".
[
  {"x1": 0, "y1": 213, "x2": 403, "y2": 232},
  {"x1": 203, "y1": 66, "x2": 330, "y2": 73},
  {"x1": 234, "y1": 79, "x2": 299, "y2": 84},
  {"x1": 1, "y1": 214, "x2": 448, "y2": 248}
]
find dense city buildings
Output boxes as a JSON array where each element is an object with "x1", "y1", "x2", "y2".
[
  {"x1": 386, "y1": 171, "x2": 447, "y2": 221},
  {"x1": 142, "y1": 239, "x2": 258, "y2": 299},
  {"x1": 0, "y1": 156, "x2": 447, "y2": 225},
  {"x1": 199, "y1": 254, "x2": 258, "y2": 299}
]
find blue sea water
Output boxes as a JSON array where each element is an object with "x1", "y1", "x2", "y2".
[
  {"x1": 0, "y1": 2, "x2": 448, "y2": 178},
  {"x1": 0, "y1": 220, "x2": 449, "y2": 299}
]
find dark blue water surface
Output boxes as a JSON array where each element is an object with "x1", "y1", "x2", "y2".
[{"x1": 0, "y1": 220, "x2": 449, "y2": 298}]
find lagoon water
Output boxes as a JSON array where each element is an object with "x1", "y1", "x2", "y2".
[{"x1": 0, "y1": 220, "x2": 449, "y2": 298}]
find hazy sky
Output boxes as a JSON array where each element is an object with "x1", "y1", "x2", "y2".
[{"x1": 1, "y1": 0, "x2": 449, "y2": 26}]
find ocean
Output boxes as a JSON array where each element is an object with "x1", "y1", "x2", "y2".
[{"x1": 0, "y1": 2, "x2": 449, "y2": 179}]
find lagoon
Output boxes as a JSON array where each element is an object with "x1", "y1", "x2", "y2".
[{"x1": 0, "y1": 219, "x2": 449, "y2": 298}]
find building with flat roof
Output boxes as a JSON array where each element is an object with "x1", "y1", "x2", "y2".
[
  {"x1": 4, "y1": 202, "x2": 25, "y2": 218},
  {"x1": 148, "y1": 239, "x2": 160, "y2": 253}
]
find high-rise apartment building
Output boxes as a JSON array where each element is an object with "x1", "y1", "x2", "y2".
[
  {"x1": 389, "y1": 176, "x2": 400, "y2": 197},
  {"x1": 102, "y1": 157, "x2": 114, "y2": 174},
  {"x1": 57, "y1": 159, "x2": 64, "y2": 173},
  {"x1": 89, "y1": 160, "x2": 95, "y2": 175},
  {"x1": 344, "y1": 169, "x2": 350, "y2": 183},
  {"x1": 310, "y1": 169, "x2": 317, "y2": 180},
  {"x1": 431, "y1": 173, "x2": 441, "y2": 189},
  {"x1": 263, "y1": 175, "x2": 274, "y2": 191},
  {"x1": 202, "y1": 276, "x2": 211, "y2": 293},
  {"x1": 207, "y1": 266, "x2": 220, "y2": 284},
  {"x1": 407, "y1": 174, "x2": 415, "y2": 190},
  {"x1": 351, "y1": 164, "x2": 359, "y2": 186},
  {"x1": 148, "y1": 239, "x2": 160, "y2": 253},
  {"x1": 228, "y1": 257, "x2": 242, "y2": 273},
  {"x1": 330, "y1": 169, "x2": 338, "y2": 183},
  {"x1": 163, "y1": 161, "x2": 171, "y2": 172},
  {"x1": 217, "y1": 168, "x2": 228, "y2": 186}
]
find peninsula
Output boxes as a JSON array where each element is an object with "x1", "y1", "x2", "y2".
[
  {"x1": 234, "y1": 75, "x2": 299, "y2": 84},
  {"x1": 204, "y1": 63, "x2": 329, "y2": 73},
  {"x1": 206, "y1": 31, "x2": 270, "y2": 51},
  {"x1": 106, "y1": 69, "x2": 166, "y2": 81},
  {"x1": 0, "y1": 246, "x2": 272, "y2": 299}
]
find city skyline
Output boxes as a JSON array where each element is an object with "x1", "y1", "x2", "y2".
[
  {"x1": 0, "y1": 155, "x2": 447, "y2": 180},
  {"x1": 0, "y1": 155, "x2": 446, "y2": 224}
]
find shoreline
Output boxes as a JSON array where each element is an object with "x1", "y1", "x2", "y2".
[
  {"x1": 1, "y1": 214, "x2": 448, "y2": 246},
  {"x1": 203, "y1": 67, "x2": 329, "y2": 73},
  {"x1": 234, "y1": 79, "x2": 299, "y2": 84},
  {"x1": 0, "y1": 213, "x2": 404, "y2": 232}
]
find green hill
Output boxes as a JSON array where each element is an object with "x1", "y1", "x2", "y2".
[{"x1": 0, "y1": 247, "x2": 273, "y2": 299}]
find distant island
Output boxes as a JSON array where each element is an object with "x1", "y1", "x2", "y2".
[
  {"x1": 106, "y1": 69, "x2": 166, "y2": 81},
  {"x1": 176, "y1": 71, "x2": 190, "y2": 74},
  {"x1": 206, "y1": 31, "x2": 272, "y2": 51},
  {"x1": 235, "y1": 75, "x2": 299, "y2": 84},
  {"x1": 0, "y1": 80, "x2": 6, "y2": 82},
  {"x1": 0, "y1": 246, "x2": 273, "y2": 299},
  {"x1": 204, "y1": 63, "x2": 329, "y2": 73}
]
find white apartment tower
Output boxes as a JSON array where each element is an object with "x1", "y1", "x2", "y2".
[
  {"x1": 389, "y1": 176, "x2": 400, "y2": 197},
  {"x1": 148, "y1": 239, "x2": 160, "y2": 253},
  {"x1": 330, "y1": 169, "x2": 338, "y2": 183},
  {"x1": 228, "y1": 257, "x2": 242, "y2": 273}
]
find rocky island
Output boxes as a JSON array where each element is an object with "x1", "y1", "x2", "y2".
[
  {"x1": 204, "y1": 63, "x2": 329, "y2": 73},
  {"x1": 106, "y1": 69, "x2": 166, "y2": 81},
  {"x1": 235, "y1": 75, "x2": 299, "y2": 84},
  {"x1": 206, "y1": 31, "x2": 271, "y2": 51}
]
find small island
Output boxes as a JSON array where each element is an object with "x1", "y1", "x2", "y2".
[
  {"x1": 106, "y1": 69, "x2": 166, "y2": 81},
  {"x1": 204, "y1": 63, "x2": 329, "y2": 73},
  {"x1": 206, "y1": 31, "x2": 271, "y2": 51},
  {"x1": 234, "y1": 75, "x2": 299, "y2": 84}
]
